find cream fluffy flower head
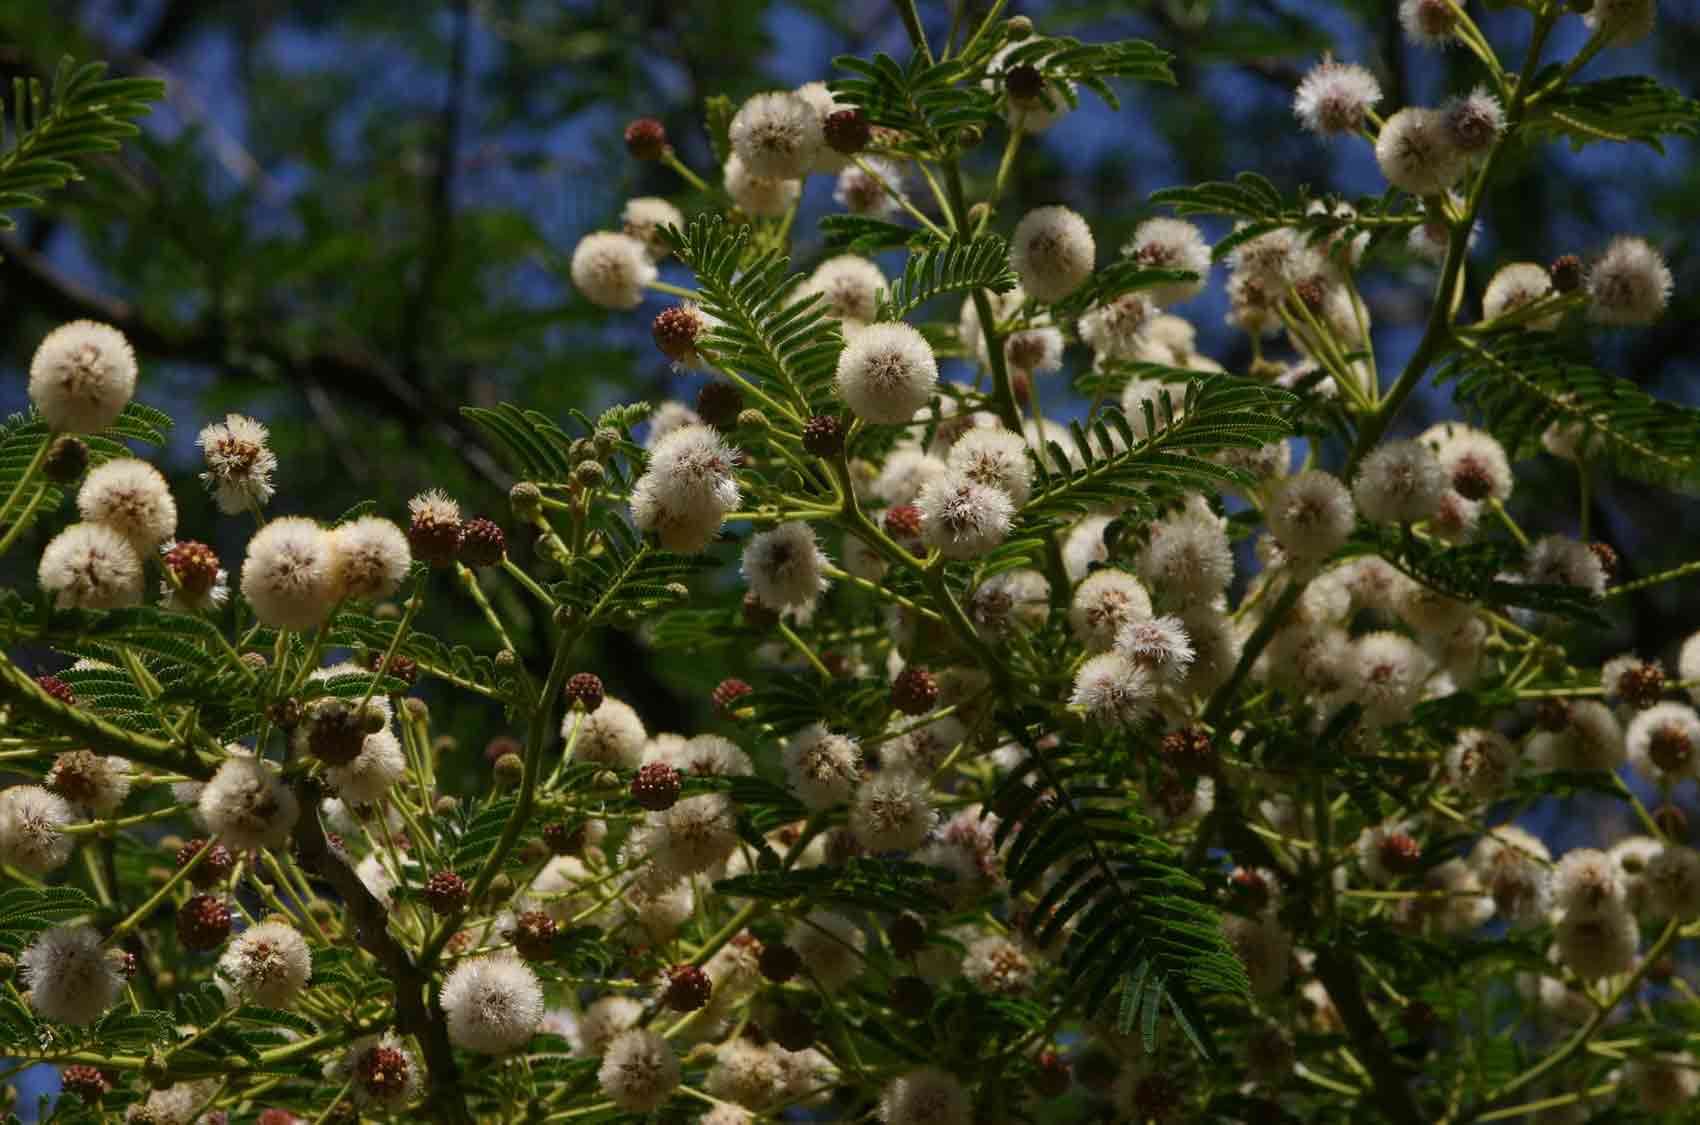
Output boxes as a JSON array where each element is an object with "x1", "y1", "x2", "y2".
[
  {"x1": 851, "y1": 768, "x2": 935, "y2": 852},
  {"x1": 28, "y1": 320, "x2": 137, "y2": 434},
  {"x1": 947, "y1": 428, "x2": 1033, "y2": 505},
  {"x1": 440, "y1": 953, "x2": 545, "y2": 1054},
  {"x1": 38, "y1": 522, "x2": 144, "y2": 610},
  {"x1": 199, "y1": 751, "x2": 300, "y2": 852},
  {"x1": 324, "y1": 727, "x2": 408, "y2": 804},
  {"x1": 568, "y1": 695, "x2": 647, "y2": 769},
  {"x1": 836, "y1": 321, "x2": 938, "y2": 424},
  {"x1": 0, "y1": 784, "x2": 76, "y2": 874},
  {"x1": 78, "y1": 458, "x2": 177, "y2": 551},
  {"x1": 916, "y1": 470, "x2": 1014, "y2": 560},
  {"x1": 786, "y1": 909, "x2": 865, "y2": 990},
  {"x1": 1267, "y1": 470, "x2": 1355, "y2": 565},
  {"x1": 783, "y1": 723, "x2": 862, "y2": 810},
  {"x1": 879, "y1": 1065, "x2": 972, "y2": 1125},
  {"x1": 1010, "y1": 205, "x2": 1095, "y2": 303},
  {"x1": 729, "y1": 91, "x2": 823, "y2": 180},
  {"x1": 570, "y1": 231, "x2": 656, "y2": 310},
  {"x1": 217, "y1": 921, "x2": 312, "y2": 1008},
  {"x1": 1125, "y1": 217, "x2": 1211, "y2": 305},
  {"x1": 329, "y1": 515, "x2": 412, "y2": 602},
  {"x1": 620, "y1": 195, "x2": 684, "y2": 260},
  {"x1": 1482, "y1": 263, "x2": 1559, "y2": 330},
  {"x1": 800, "y1": 254, "x2": 887, "y2": 323},
  {"x1": 1374, "y1": 107, "x2": 1467, "y2": 195},
  {"x1": 21, "y1": 924, "x2": 124, "y2": 1025},
  {"x1": 741, "y1": 520, "x2": 831, "y2": 609},
  {"x1": 1353, "y1": 439, "x2": 1447, "y2": 525},
  {"x1": 1586, "y1": 236, "x2": 1672, "y2": 326},
  {"x1": 1293, "y1": 57, "x2": 1382, "y2": 137},
  {"x1": 241, "y1": 516, "x2": 339, "y2": 631},
  {"x1": 1068, "y1": 569, "x2": 1153, "y2": 653},
  {"x1": 723, "y1": 153, "x2": 800, "y2": 218},
  {"x1": 197, "y1": 413, "x2": 278, "y2": 514},
  {"x1": 1071, "y1": 652, "x2": 1156, "y2": 727},
  {"x1": 597, "y1": 1027, "x2": 681, "y2": 1112},
  {"x1": 630, "y1": 423, "x2": 741, "y2": 553}
]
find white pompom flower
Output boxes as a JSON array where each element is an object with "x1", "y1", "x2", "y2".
[
  {"x1": 1293, "y1": 57, "x2": 1382, "y2": 137},
  {"x1": 45, "y1": 751, "x2": 133, "y2": 816},
  {"x1": 630, "y1": 423, "x2": 741, "y2": 553},
  {"x1": 1374, "y1": 107, "x2": 1467, "y2": 195},
  {"x1": 783, "y1": 724, "x2": 862, "y2": 811},
  {"x1": 879, "y1": 1066, "x2": 972, "y2": 1125},
  {"x1": 77, "y1": 458, "x2": 177, "y2": 552},
  {"x1": 946, "y1": 428, "x2": 1033, "y2": 505},
  {"x1": 324, "y1": 727, "x2": 408, "y2": 804},
  {"x1": 440, "y1": 954, "x2": 545, "y2": 1054},
  {"x1": 1353, "y1": 439, "x2": 1447, "y2": 525},
  {"x1": 1350, "y1": 631, "x2": 1433, "y2": 726},
  {"x1": 729, "y1": 91, "x2": 823, "y2": 180},
  {"x1": 20, "y1": 925, "x2": 124, "y2": 1025},
  {"x1": 1115, "y1": 614, "x2": 1195, "y2": 684},
  {"x1": 1266, "y1": 470, "x2": 1355, "y2": 565},
  {"x1": 1078, "y1": 292, "x2": 1152, "y2": 361},
  {"x1": 742, "y1": 520, "x2": 831, "y2": 609},
  {"x1": 197, "y1": 414, "x2": 278, "y2": 514},
  {"x1": 569, "y1": 231, "x2": 656, "y2": 311},
  {"x1": 833, "y1": 156, "x2": 903, "y2": 217},
  {"x1": 1399, "y1": 0, "x2": 1456, "y2": 45},
  {"x1": 568, "y1": 696, "x2": 648, "y2": 769},
  {"x1": 1071, "y1": 652, "x2": 1156, "y2": 727},
  {"x1": 620, "y1": 196, "x2": 684, "y2": 260},
  {"x1": 198, "y1": 752, "x2": 300, "y2": 852},
  {"x1": 38, "y1": 522, "x2": 144, "y2": 610},
  {"x1": 836, "y1": 322, "x2": 938, "y2": 424},
  {"x1": 647, "y1": 793, "x2": 740, "y2": 878},
  {"x1": 598, "y1": 1028, "x2": 681, "y2": 1112},
  {"x1": 1554, "y1": 848, "x2": 1629, "y2": 920},
  {"x1": 1481, "y1": 263, "x2": 1558, "y2": 330},
  {"x1": 1646, "y1": 846, "x2": 1700, "y2": 921},
  {"x1": 1123, "y1": 217, "x2": 1211, "y2": 305},
  {"x1": 241, "y1": 517, "x2": 340, "y2": 631},
  {"x1": 1068, "y1": 569, "x2": 1153, "y2": 653},
  {"x1": 800, "y1": 255, "x2": 887, "y2": 323},
  {"x1": 217, "y1": 921, "x2": 312, "y2": 1008},
  {"x1": 329, "y1": 516, "x2": 412, "y2": 602},
  {"x1": 27, "y1": 320, "x2": 137, "y2": 434},
  {"x1": 723, "y1": 153, "x2": 800, "y2": 218},
  {"x1": 850, "y1": 768, "x2": 935, "y2": 853},
  {"x1": 1586, "y1": 236, "x2": 1672, "y2": 326},
  {"x1": 1625, "y1": 701, "x2": 1700, "y2": 784},
  {"x1": 0, "y1": 785, "x2": 76, "y2": 874},
  {"x1": 1136, "y1": 510, "x2": 1234, "y2": 604},
  {"x1": 915, "y1": 470, "x2": 1014, "y2": 560},
  {"x1": 786, "y1": 909, "x2": 866, "y2": 991},
  {"x1": 1553, "y1": 905, "x2": 1638, "y2": 980},
  {"x1": 1010, "y1": 205, "x2": 1095, "y2": 303}
]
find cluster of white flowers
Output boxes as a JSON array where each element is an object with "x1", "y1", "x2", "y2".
[{"x1": 7, "y1": 6, "x2": 1699, "y2": 1122}]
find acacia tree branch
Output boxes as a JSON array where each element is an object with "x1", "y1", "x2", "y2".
[
  {"x1": 0, "y1": 233, "x2": 511, "y2": 491},
  {"x1": 289, "y1": 777, "x2": 474, "y2": 1125}
]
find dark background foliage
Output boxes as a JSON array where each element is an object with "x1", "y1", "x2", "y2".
[{"x1": 0, "y1": 5, "x2": 1694, "y2": 1108}]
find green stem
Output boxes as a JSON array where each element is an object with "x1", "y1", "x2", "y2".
[
  {"x1": 361, "y1": 573, "x2": 427, "y2": 709},
  {"x1": 1477, "y1": 918, "x2": 1682, "y2": 1114},
  {"x1": 108, "y1": 836, "x2": 216, "y2": 945}
]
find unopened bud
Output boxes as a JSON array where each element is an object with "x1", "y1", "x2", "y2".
[{"x1": 509, "y1": 482, "x2": 543, "y2": 521}]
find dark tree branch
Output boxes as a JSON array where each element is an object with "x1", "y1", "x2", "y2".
[
  {"x1": 1313, "y1": 952, "x2": 1425, "y2": 1125},
  {"x1": 290, "y1": 778, "x2": 474, "y2": 1125},
  {"x1": 0, "y1": 233, "x2": 510, "y2": 491}
]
